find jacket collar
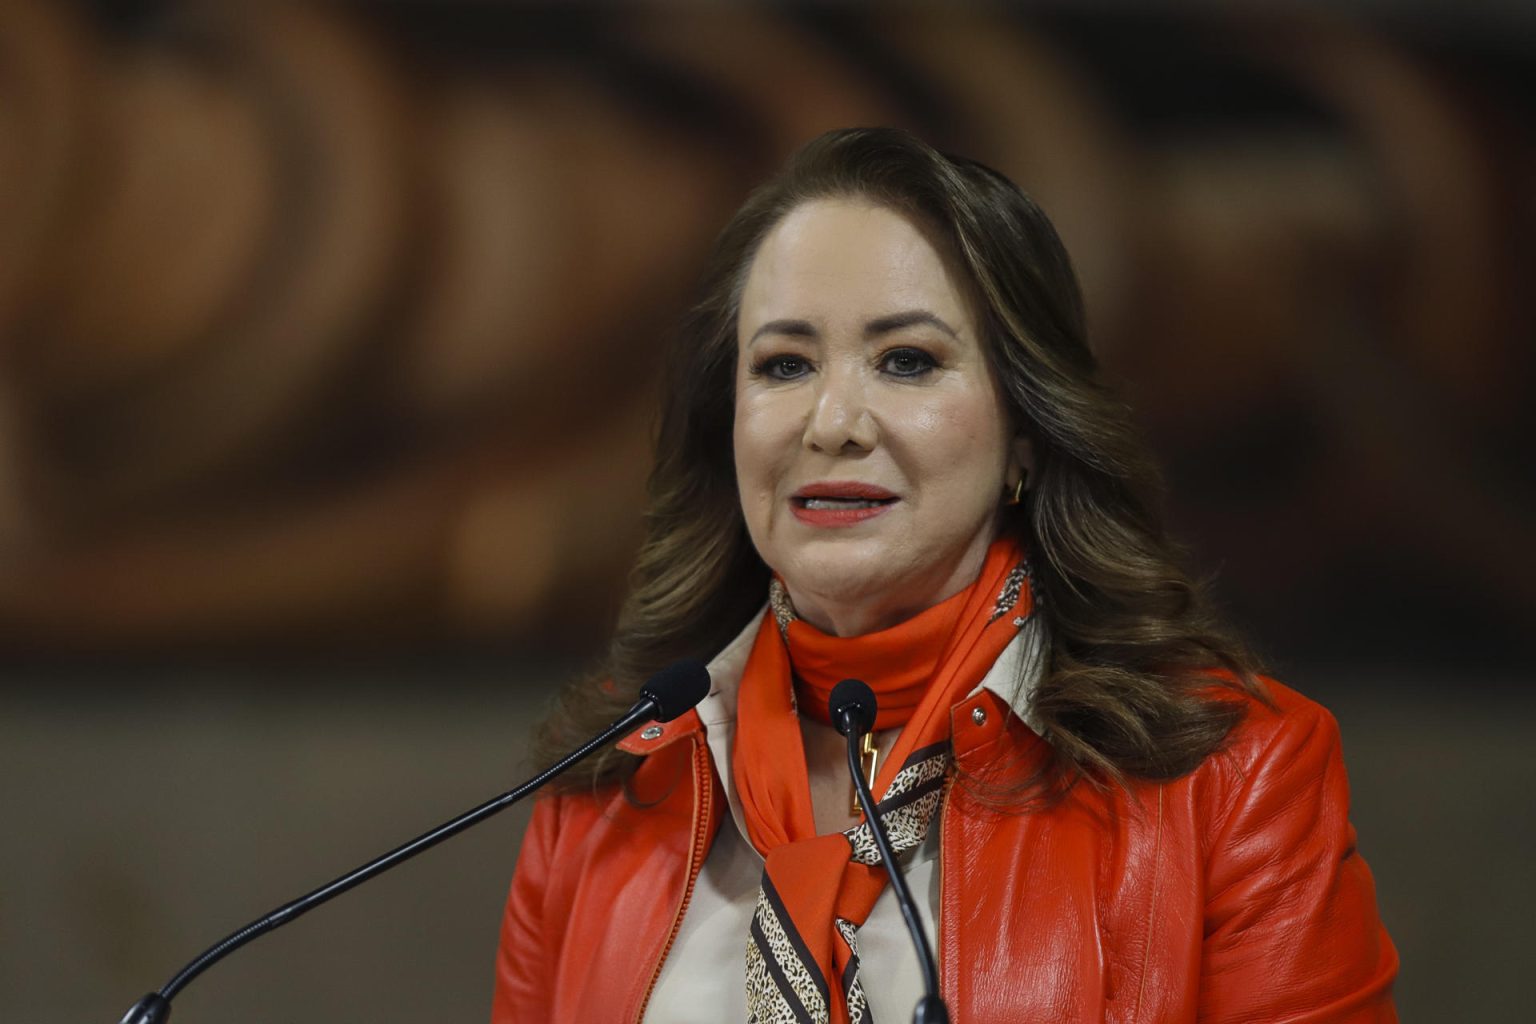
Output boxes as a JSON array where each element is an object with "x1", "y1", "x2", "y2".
[{"x1": 619, "y1": 605, "x2": 1046, "y2": 757}]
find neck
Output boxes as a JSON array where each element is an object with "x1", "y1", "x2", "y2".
[{"x1": 789, "y1": 599, "x2": 927, "y2": 638}]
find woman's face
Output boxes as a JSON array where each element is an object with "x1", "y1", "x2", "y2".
[{"x1": 734, "y1": 198, "x2": 1029, "y2": 637}]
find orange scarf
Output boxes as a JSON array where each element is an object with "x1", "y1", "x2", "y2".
[
  {"x1": 784, "y1": 579, "x2": 967, "y2": 731},
  {"x1": 733, "y1": 537, "x2": 1033, "y2": 1023}
]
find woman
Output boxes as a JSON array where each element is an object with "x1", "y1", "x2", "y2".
[{"x1": 491, "y1": 128, "x2": 1398, "y2": 1023}]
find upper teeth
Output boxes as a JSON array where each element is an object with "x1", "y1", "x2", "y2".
[{"x1": 804, "y1": 498, "x2": 885, "y2": 509}]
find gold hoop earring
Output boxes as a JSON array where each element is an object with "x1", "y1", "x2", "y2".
[{"x1": 1005, "y1": 471, "x2": 1027, "y2": 506}]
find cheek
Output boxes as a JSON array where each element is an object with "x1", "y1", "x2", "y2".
[
  {"x1": 903, "y1": 395, "x2": 1010, "y2": 488},
  {"x1": 733, "y1": 395, "x2": 793, "y2": 558},
  {"x1": 732, "y1": 395, "x2": 760, "y2": 480},
  {"x1": 732, "y1": 393, "x2": 784, "y2": 498},
  {"x1": 904, "y1": 396, "x2": 994, "y2": 454}
]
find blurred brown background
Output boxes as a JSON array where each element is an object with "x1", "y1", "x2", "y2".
[{"x1": 2, "y1": 1, "x2": 1531, "y2": 1020}]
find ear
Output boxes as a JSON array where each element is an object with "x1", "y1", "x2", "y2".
[{"x1": 1009, "y1": 434, "x2": 1035, "y2": 489}]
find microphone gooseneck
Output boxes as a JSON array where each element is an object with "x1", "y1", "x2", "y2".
[
  {"x1": 115, "y1": 658, "x2": 711, "y2": 1024},
  {"x1": 829, "y1": 679, "x2": 951, "y2": 1024}
]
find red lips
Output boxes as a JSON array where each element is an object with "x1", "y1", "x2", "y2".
[
  {"x1": 790, "y1": 481, "x2": 899, "y2": 527},
  {"x1": 792, "y1": 481, "x2": 897, "y2": 502}
]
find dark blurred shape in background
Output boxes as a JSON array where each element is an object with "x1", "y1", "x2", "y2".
[{"x1": 2, "y1": 2, "x2": 1531, "y2": 1022}]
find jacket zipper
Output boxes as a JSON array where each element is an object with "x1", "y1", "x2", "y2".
[
  {"x1": 936, "y1": 766, "x2": 955, "y2": 1002},
  {"x1": 634, "y1": 735, "x2": 714, "y2": 1022}
]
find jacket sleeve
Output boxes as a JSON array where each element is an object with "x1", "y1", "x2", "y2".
[
  {"x1": 490, "y1": 794, "x2": 563, "y2": 1024},
  {"x1": 1199, "y1": 699, "x2": 1399, "y2": 1023}
]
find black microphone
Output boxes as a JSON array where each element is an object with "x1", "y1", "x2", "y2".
[
  {"x1": 829, "y1": 678, "x2": 950, "y2": 1024},
  {"x1": 116, "y1": 658, "x2": 711, "y2": 1024}
]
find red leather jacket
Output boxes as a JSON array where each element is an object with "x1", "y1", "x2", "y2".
[{"x1": 491, "y1": 679, "x2": 1398, "y2": 1022}]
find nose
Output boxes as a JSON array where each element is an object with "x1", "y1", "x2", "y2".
[{"x1": 803, "y1": 366, "x2": 878, "y2": 454}]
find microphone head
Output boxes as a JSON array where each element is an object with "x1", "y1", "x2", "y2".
[
  {"x1": 829, "y1": 678, "x2": 878, "y2": 737},
  {"x1": 638, "y1": 658, "x2": 712, "y2": 722}
]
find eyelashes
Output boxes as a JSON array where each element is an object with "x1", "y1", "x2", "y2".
[
  {"x1": 747, "y1": 347, "x2": 939, "y2": 381},
  {"x1": 880, "y1": 347, "x2": 937, "y2": 377},
  {"x1": 748, "y1": 354, "x2": 812, "y2": 381}
]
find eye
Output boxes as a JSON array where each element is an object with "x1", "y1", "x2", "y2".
[
  {"x1": 880, "y1": 347, "x2": 938, "y2": 378},
  {"x1": 750, "y1": 354, "x2": 813, "y2": 381}
]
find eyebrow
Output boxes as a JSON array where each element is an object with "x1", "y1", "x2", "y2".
[
  {"x1": 746, "y1": 309, "x2": 959, "y2": 346},
  {"x1": 864, "y1": 309, "x2": 959, "y2": 340}
]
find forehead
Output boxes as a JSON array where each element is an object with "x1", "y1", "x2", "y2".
[{"x1": 737, "y1": 199, "x2": 976, "y2": 336}]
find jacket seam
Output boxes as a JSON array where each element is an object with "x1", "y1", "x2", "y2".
[{"x1": 1131, "y1": 785, "x2": 1162, "y2": 1021}]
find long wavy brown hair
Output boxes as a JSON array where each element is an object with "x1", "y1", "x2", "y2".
[{"x1": 536, "y1": 127, "x2": 1262, "y2": 800}]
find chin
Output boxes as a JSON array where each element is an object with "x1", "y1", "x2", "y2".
[
  {"x1": 799, "y1": 570, "x2": 887, "y2": 607},
  {"x1": 779, "y1": 551, "x2": 893, "y2": 608}
]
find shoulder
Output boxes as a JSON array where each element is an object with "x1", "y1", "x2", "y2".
[
  {"x1": 1211, "y1": 676, "x2": 1343, "y2": 783},
  {"x1": 1187, "y1": 676, "x2": 1356, "y2": 862},
  {"x1": 521, "y1": 769, "x2": 649, "y2": 869},
  {"x1": 519, "y1": 787, "x2": 610, "y2": 871},
  {"x1": 1178, "y1": 678, "x2": 1399, "y2": 1018}
]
